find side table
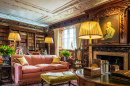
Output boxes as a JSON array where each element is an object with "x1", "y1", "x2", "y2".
[{"x1": 0, "y1": 65, "x2": 12, "y2": 83}]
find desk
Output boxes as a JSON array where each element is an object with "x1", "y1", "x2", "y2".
[
  {"x1": 0, "y1": 65, "x2": 12, "y2": 83},
  {"x1": 76, "y1": 69, "x2": 130, "y2": 86}
]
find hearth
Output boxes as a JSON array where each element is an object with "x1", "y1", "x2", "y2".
[
  {"x1": 97, "y1": 55, "x2": 124, "y2": 70},
  {"x1": 93, "y1": 51, "x2": 128, "y2": 71}
]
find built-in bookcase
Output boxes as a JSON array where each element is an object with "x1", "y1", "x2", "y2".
[
  {"x1": 28, "y1": 32, "x2": 35, "y2": 51},
  {"x1": 20, "y1": 31, "x2": 27, "y2": 47},
  {"x1": 9, "y1": 25, "x2": 44, "y2": 52},
  {"x1": 36, "y1": 32, "x2": 45, "y2": 51},
  {"x1": 0, "y1": 27, "x2": 8, "y2": 47}
]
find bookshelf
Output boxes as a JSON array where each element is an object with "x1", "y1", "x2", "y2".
[
  {"x1": 9, "y1": 25, "x2": 44, "y2": 52},
  {"x1": 28, "y1": 32, "x2": 35, "y2": 51},
  {"x1": 20, "y1": 31, "x2": 27, "y2": 48},
  {"x1": 0, "y1": 25, "x2": 9, "y2": 47},
  {"x1": 36, "y1": 32, "x2": 45, "y2": 52}
]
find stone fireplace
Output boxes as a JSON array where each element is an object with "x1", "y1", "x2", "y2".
[{"x1": 93, "y1": 51, "x2": 128, "y2": 71}]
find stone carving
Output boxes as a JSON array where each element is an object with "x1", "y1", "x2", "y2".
[{"x1": 93, "y1": 46, "x2": 130, "y2": 52}]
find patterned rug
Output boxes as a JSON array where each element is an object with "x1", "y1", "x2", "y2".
[{"x1": 1, "y1": 80, "x2": 77, "y2": 86}]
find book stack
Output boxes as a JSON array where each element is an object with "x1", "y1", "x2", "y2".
[{"x1": 0, "y1": 56, "x2": 3, "y2": 64}]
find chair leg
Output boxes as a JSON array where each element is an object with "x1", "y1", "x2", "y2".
[
  {"x1": 41, "y1": 78, "x2": 43, "y2": 86},
  {"x1": 68, "y1": 81, "x2": 71, "y2": 86}
]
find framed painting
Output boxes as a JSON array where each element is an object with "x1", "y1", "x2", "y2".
[{"x1": 99, "y1": 14, "x2": 119, "y2": 43}]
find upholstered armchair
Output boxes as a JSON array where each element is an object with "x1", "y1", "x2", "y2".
[{"x1": 84, "y1": 59, "x2": 101, "y2": 77}]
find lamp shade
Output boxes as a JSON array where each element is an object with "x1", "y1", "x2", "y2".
[
  {"x1": 44, "y1": 37, "x2": 53, "y2": 43},
  {"x1": 8, "y1": 33, "x2": 21, "y2": 41},
  {"x1": 79, "y1": 21, "x2": 103, "y2": 39}
]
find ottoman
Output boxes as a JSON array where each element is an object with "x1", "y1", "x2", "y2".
[{"x1": 41, "y1": 71, "x2": 77, "y2": 86}]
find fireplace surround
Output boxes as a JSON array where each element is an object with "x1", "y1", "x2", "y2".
[{"x1": 93, "y1": 51, "x2": 128, "y2": 71}]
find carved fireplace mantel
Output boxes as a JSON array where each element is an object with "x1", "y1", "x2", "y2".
[{"x1": 93, "y1": 51, "x2": 128, "y2": 71}]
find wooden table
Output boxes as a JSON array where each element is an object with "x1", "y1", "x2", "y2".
[
  {"x1": 0, "y1": 65, "x2": 12, "y2": 83},
  {"x1": 76, "y1": 69, "x2": 130, "y2": 86}
]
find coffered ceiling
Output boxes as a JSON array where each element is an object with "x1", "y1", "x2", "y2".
[{"x1": 0, "y1": 0, "x2": 112, "y2": 27}]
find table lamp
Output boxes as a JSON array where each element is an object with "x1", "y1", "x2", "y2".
[
  {"x1": 8, "y1": 33, "x2": 21, "y2": 49},
  {"x1": 79, "y1": 21, "x2": 103, "y2": 66},
  {"x1": 44, "y1": 37, "x2": 54, "y2": 55}
]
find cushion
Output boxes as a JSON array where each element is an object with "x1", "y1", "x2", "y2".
[
  {"x1": 24, "y1": 55, "x2": 32, "y2": 65},
  {"x1": 44, "y1": 56, "x2": 53, "y2": 64},
  {"x1": 22, "y1": 65, "x2": 41, "y2": 74},
  {"x1": 14, "y1": 58, "x2": 19, "y2": 63},
  {"x1": 31, "y1": 55, "x2": 46, "y2": 65},
  {"x1": 52, "y1": 57, "x2": 60, "y2": 64},
  {"x1": 16, "y1": 56, "x2": 29, "y2": 65},
  {"x1": 35, "y1": 64, "x2": 55, "y2": 71},
  {"x1": 51, "y1": 64, "x2": 67, "y2": 69},
  {"x1": 41, "y1": 72, "x2": 77, "y2": 84}
]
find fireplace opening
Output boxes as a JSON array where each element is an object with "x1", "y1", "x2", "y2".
[{"x1": 97, "y1": 55, "x2": 124, "y2": 70}]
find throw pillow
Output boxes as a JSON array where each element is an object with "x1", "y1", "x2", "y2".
[
  {"x1": 16, "y1": 56, "x2": 29, "y2": 65},
  {"x1": 52, "y1": 56, "x2": 61, "y2": 64},
  {"x1": 14, "y1": 58, "x2": 20, "y2": 63}
]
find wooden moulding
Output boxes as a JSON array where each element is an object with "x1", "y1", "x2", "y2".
[{"x1": 20, "y1": 32, "x2": 27, "y2": 35}]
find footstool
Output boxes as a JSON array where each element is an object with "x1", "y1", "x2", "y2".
[{"x1": 41, "y1": 71, "x2": 77, "y2": 86}]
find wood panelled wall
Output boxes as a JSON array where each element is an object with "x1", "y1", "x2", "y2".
[{"x1": 50, "y1": 0, "x2": 130, "y2": 69}]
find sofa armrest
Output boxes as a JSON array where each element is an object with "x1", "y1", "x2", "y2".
[
  {"x1": 60, "y1": 61, "x2": 69, "y2": 70},
  {"x1": 14, "y1": 63, "x2": 22, "y2": 80},
  {"x1": 11, "y1": 62, "x2": 16, "y2": 67}
]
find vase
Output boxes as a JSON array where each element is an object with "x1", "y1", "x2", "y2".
[
  {"x1": 2, "y1": 55, "x2": 9, "y2": 65},
  {"x1": 64, "y1": 56, "x2": 68, "y2": 62}
]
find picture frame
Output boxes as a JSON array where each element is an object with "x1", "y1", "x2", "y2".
[{"x1": 99, "y1": 14, "x2": 119, "y2": 43}]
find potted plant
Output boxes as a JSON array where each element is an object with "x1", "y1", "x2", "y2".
[
  {"x1": 60, "y1": 50, "x2": 72, "y2": 62},
  {"x1": 0, "y1": 44, "x2": 15, "y2": 65}
]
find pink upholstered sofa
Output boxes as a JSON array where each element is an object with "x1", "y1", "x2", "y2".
[{"x1": 11, "y1": 55, "x2": 69, "y2": 86}]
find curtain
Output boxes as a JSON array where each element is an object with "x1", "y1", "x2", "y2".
[
  {"x1": 75, "y1": 23, "x2": 81, "y2": 60},
  {"x1": 53, "y1": 29, "x2": 59, "y2": 57}
]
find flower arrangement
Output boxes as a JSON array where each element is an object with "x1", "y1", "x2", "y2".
[
  {"x1": 0, "y1": 44, "x2": 15, "y2": 56},
  {"x1": 60, "y1": 50, "x2": 72, "y2": 58}
]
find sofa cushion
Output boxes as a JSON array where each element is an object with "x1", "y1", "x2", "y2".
[
  {"x1": 52, "y1": 56, "x2": 61, "y2": 64},
  {"x1": 50, "y1": 64, "x2": 67, "y2": 70},
  {"x1": 17, "y1": 56, "x2": 29, "y2": 65},
  {"x1": 31, "y1": 55, "x2": 46, "y2": 65},
  {"x1": 35, "y1": 64, "x2": 55, "y2": 71},
  {"x1": 24, "y1": 55, "x2": 32, "y2": 65},
  {"x1": 22, "y1": 65, "x2": 41, "y2": 74},
  {"x1": 44, "y1": 56, "x2": 53, "y2": 64}
]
